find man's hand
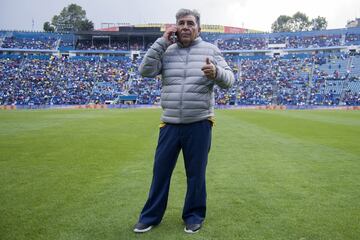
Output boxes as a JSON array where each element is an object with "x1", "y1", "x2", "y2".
[
  {"x1": 163, "y1": 26, "x2": 178, "y2": 44},
  {"x1": 201, "y1": 57, "x2": 217, "y2": 79}
]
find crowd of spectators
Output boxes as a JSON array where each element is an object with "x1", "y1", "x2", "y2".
[
  {"x1": 217, "y1": 37, "x2": 267, "y2": 50},
  {"x1": 1, "y1": 36, "x2": 58, "y2": 49},
  {"x1": 76, "y1": 40, "x2": 128, "y2": 51},
  {"x1": 0, "y1": 56, "x2": 162, "y2": 105},
  {"x1": 345, "y1": 33, "x2": 360, "y2": 45},
  {"x1": 215, "y1": 53, "x2": 360, "y2": 106},
  {"x1": 75, "y1": 40, "x2": 152, "y2": 51},
  {"x1": 1, "y1": 30, "x2": 359, "y2": 51},
  {"x1": 286, "y1": 35, "x2": 342, "y2": 48},
  {"x1": 1, "y1": 29, "x2": 360, "y2": 106},
  {"x1": 1, "y1": 53, "x2": 359, "y2": 106},
  {"x1": 214, "y1": 34, "x2": 343, "y2": 50}
]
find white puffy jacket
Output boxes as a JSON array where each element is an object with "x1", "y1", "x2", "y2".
[{"x1": 139, "y1": 37, "x2": 234, "y2": 124}]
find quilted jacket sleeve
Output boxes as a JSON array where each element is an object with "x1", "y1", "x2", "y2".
[
  {"x1": 138, "y1": 37, "x2": 171, "y2": 78},
  {"x1": 213, "y1": 46, "x2": 235, "y2": 89}
]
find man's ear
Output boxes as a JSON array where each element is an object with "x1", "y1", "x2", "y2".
[{"x1": 198, "y1": 27, "x2": 201, "y2": 36}]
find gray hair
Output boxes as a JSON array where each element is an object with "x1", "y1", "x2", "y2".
[{"x1": 176, "y1": 9, "x2": 201, "y2": 27}]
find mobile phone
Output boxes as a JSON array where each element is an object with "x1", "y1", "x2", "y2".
[{"x1": 169, "y1": 32, "x2": 178, "y2": 43}]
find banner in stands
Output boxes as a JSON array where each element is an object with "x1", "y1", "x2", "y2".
[
  {"x1": 201, "y1": 25, "x2": 225, "y2": 33},
  {"x1": 224, "y1": 26, "x2": 247, "y2": 34}
]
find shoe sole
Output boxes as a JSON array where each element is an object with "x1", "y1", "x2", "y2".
[
  {"x1": 134, "y1": 225, "x2": 153, "y2": 233},
  {"x1": 184, "y1": 227, "x2": 199, "y2": 234}
]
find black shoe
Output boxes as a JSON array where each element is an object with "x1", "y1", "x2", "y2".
[
  {"x1": 184, "y1": 223, "x2": 202, "y2": 233},
  {"x1": 133, "y1": 222, "x2": 153, "y2": 233}
]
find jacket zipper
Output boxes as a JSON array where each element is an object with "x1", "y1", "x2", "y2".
[{"x1": 179, "y1": 48, "x2": 190, "y2": 121}]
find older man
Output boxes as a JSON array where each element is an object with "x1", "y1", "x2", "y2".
[{"x1": 134, "y1": 8, "x2": 234, "y2": 234}]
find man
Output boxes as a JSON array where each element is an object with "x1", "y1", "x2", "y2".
[{"x1": 134, "y1": 9, "x2": 234, "y2": 234}]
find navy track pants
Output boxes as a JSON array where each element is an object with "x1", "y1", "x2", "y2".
[{"x1": 138, "y1": 119, "x2": 212, "y2": 225}]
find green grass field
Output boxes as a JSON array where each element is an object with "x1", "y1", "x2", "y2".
[{"x1": 0, "y1": 109, "x2": 359, "y2": 240}]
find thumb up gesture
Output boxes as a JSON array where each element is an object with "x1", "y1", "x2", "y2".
[{"x1": 201, "y1": 57, "x2": 217, "y2": 79}]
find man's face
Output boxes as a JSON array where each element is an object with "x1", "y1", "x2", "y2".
[{"x1": 176, "y1": 15, "x2": 200, "y2": 47}]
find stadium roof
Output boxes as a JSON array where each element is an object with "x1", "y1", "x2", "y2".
[{"x1": 96, "y1": 23, "x2": 262, "y2": 34}]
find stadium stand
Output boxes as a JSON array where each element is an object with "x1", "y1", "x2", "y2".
[{"x1": 0, "y1": 27, "x2": 359, "y2": 107}]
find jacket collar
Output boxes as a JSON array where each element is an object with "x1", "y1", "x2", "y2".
[{"x1": 177, "y1": 37, "x2": 202, "y2": 48}]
